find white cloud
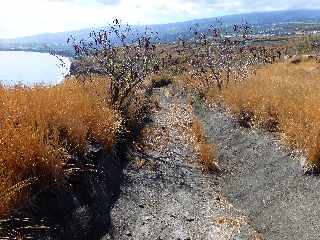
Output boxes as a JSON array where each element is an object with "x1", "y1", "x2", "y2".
[{"x1": 0, "y1": 0, "x2": 320, "y2": 38}]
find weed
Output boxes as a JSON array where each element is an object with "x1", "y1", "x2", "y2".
[{"x1": 191, "y1": 119, "x2": 219, "y2": 171}]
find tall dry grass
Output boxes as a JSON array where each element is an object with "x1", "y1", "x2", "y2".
[
  {"x1": 207, "y1": 59, "x2": 320, "y2": 172},
  {"x1": 0, "y1": 75, "x2": 121, "y2": 215},
  {"x1": 191, "y1": 119, "x2": 219, "y2": 171}
]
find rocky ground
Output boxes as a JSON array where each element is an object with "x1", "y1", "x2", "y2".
[
  {"x1": 194, "y1": 102, "x2": 320, "y2": 240},
  {"x1": 3, "y1": 83, "x2": 320, "y2": 239},
  {"x1": 104, "y1": 87, "x2": 261, "y2": 240}
]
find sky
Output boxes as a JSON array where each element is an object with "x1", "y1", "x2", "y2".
[{"x1": 1, "y1": 0, "x2": 320, "y2": 38}]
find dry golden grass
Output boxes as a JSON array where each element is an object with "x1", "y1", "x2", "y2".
[
  {"x1": 207, "y1": 59, "x2": 320, "y2": 171},
  {"x1": 191, "y1": 119, "x2": 218, "y2": 171},
  {"x1": 0, "y1": 75, "x2": 121, "y2": 215},
  {"x1": 198, "y1": 143, "x2": 218, "y2": 171},
  {"x1": 191, "y1": 119, "x2": 206, "y2": 142}
]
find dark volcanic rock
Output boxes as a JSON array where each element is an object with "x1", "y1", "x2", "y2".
[{"x1": 194, "y1": 103, "x2": 320, "y2": 240}]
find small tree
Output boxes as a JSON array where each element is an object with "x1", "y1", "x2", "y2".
[
  {"x1": 69, "y1": 19, "x2": 159, "y2": 110},
  {"x1": 180, "y1": 20, "x2": 272, "y2": 92}
]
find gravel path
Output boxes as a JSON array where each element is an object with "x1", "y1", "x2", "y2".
[
  {"x1": 194, "y1": 103, "x2": 320, "y2": 240},
  {"x1": 104, "y1": 88, "x2": 259, "y2": 240}
]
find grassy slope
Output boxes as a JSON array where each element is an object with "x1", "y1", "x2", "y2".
[
  {"x1": 0, "y1": 75, "x2": 121, "y2": 215},
  {"x1": 207, "y1": 59, "x2": 320, "y2": 171}
]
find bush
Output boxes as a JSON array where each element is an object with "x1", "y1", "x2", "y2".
[{"x1": 69, "y1": 19, "x2": 160, "y2": 111}]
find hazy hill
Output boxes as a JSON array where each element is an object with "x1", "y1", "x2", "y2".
[{"x1": 1, "y1": 9, "x2": 320, "y2": 56}]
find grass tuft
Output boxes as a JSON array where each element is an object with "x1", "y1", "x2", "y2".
[{"x1": 191, "y1": 119, "x2": 219, "y2": 172}]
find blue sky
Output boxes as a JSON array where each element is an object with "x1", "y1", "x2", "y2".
[{"x1": 1, "y1": 0, "x2": 320, "y2": 38}]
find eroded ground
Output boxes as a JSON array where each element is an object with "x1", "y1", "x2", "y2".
[
  {"x1": 194, "y1": 103, "x2": 320, "y2": 240},
  {"x1": 105, "y1": 87, "x2": 260, "y2": 240}
]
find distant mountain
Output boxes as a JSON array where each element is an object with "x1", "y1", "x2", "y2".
[{"x1": 1, "y1": 9, "x2": 320, "y2": 56}]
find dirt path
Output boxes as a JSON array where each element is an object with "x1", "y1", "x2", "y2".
[
  {"x1": 194, "y1": 103, "x2": 320, "y2": 240},
  {"x1": 104, "y1": 88, "x2": 260, "y2": 240}
]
